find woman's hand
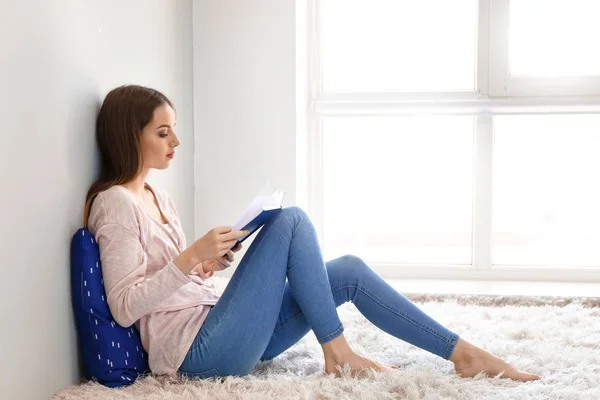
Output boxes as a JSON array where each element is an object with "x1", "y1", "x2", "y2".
[
  {"x1": 174, "y1": 227, "x2": 248, "y2": 275},
  {"x1": 193, "y1": 226, "x2": 248, "y2": 262},
  {"x1": 202, "y1": 242, "x2": 243, "y2": 276}
]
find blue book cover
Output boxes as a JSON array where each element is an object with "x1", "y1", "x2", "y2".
[
  {"x1": 231, "y1": 187, "x2": 285, "y2": 249},
  {"x1": 237, "y1": 208, "x2": 282, "y2": 244}
]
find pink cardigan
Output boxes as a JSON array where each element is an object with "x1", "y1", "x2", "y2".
[{"x1": 88, "y1": 184, "x2": 220, "y2": 375}]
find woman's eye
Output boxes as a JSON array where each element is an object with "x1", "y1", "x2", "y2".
[{"x1": 159, "y1": 133, "x2": 168, "y2": 138}]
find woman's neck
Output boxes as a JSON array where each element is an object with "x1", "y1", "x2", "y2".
[{"x1": 120, "y1": 169, "x2": 151, "y2": 198}]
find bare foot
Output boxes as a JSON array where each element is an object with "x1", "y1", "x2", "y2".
[
  {"x1": 451, "y1": 339, "x2": 540, "y2": 382},
  {"x1": 324, "y1": 352, "x2": 399, "y2": 377}
]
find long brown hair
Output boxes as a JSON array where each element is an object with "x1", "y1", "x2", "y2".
[{"x1": 83, "y1": 85, "x2": 174, "y2": 228}]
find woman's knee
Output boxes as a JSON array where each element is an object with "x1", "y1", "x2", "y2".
[
  {"x1": 272, "y1": 206, "x2": 311, "y2": 231},
  {"x1": 335, "y1": 254, "x2": 371, "y2": 276},
  {"x1": 280, "y1": 206, "x2": 308, "y2": 220}
]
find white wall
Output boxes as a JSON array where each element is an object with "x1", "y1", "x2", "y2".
[
  {"x1": 0, "y1": 1, "x2": 194, "y2": 398},
  {"x1": 193, "y1": 0, "x2": 304, "y2": 274}
]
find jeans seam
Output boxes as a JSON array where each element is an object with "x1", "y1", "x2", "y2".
[
  {"x1": 180, "y1": 367, "x2": 221, "y2": 379},
  {"x1": 287, "y1": 214, "x2": 310, "y2": 273},
  {"x1": 331, "y1": 284, "x2": 454, "y2": 344},
  {"x1": 273, "y1": 312, "x2": 306, "y2": 333},
  {"x1": 189, "y1": 216, "x2": 290, "y2": 352}
]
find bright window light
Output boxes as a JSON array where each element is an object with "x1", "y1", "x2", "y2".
[
  {"x1": 322, "y1": 116, "x2": 474, "y2": 264},
  {"x1": 510, "y1": 0, "x2": 600, "y2": 77},
  {"x1": 493, "y1": 115, "x2": 600, "y2": 267},
  {"x1": 322, "y1": 0, "x2": 478, "y2": 92}
]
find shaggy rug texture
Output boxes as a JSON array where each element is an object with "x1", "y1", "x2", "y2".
[{"x1": 54, "y1": 279, "x2": 600, "y2": 400}]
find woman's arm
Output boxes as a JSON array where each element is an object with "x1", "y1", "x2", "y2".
[{"x1": 95, "y1": 222, "x2": 192, "y2": 327}]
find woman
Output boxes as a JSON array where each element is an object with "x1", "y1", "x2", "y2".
[{"x1": 85, "y1": 85, "x2": 540, "y2": 382}]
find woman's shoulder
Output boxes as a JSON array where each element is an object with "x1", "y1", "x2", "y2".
[
  {"x1": 88, "y1": 185, "x2": 142, "y2": 233},
  {"x1": 95, "y1": 185, "x2": 138, "y2": 210}
]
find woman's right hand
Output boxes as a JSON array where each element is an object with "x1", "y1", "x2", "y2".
[
  {"x1": 174, "y1": 226, "x2": 248, "y2": 275},
  {"x1": 192, "y1": 226, "x2": 248, "y2": 262}
]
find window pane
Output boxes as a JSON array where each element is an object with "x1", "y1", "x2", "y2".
[
  {"x1": 322, "y1": 117, "x2": 474, "y2": 265},
  {"x1": 510, "y1": 0, "x2": 600, "y2": 77},
  {"x1": 493, "y1": 115, "x2": 600, "y2": 267},
  {"x1": 322, "y1": 0, "x2": 477, "y2": 92}
]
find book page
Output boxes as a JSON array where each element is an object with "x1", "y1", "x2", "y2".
[{"x1": 232, "y1": 183, "x2": 284, "y2": 231}]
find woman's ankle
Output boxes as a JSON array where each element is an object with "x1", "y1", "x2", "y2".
[
  {"x1": 321, "y1": 334, "x2": 354, "y2": 362},
  {"x1": 449, "y1": 338, "x2": 477, "y2": 364}
]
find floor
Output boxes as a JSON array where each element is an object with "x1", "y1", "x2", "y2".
[{"x1": 53, "y1": 293, "x2": 600, "y2": 400}]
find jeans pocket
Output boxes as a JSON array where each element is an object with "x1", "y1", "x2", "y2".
[{"x1": 182, "y1": 368, "x2": 221, "y2": 379}]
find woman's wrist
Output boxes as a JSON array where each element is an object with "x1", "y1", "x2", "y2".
[{"x1": 173, "y1": 249, "x2": 201, "y2": 275}]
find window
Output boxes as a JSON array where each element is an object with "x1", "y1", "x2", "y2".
[
  {"x1": 322, "y1": 0, "x2": 478, "y2": 92},
  {"x1": 490, "y1": 0, "x2": 600, "y2": 96},
  {"x1": 493, "y1": 115, "x2": 600, "y2": 268},
  {"x1": 322, "y1": 116, "x2": 474, "y2": 265},
  {"x1": 306, "y1": 0, "x2": 600, "y2": 281}
]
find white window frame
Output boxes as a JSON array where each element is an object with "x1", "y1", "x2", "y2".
[
  {"x1": 489, "y1": 0, "x2": 600, "y2": 97},
  {"x1": 303, "y1": 0, "x2": 600, "y2": 282}
]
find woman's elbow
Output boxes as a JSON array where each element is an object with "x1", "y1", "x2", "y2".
[
  {"x1": 114, "y1": 314, "x2": 135, "y2": 328},
  {"x1": 108, "y1": 299, "x2": 136, "y2": 328}
]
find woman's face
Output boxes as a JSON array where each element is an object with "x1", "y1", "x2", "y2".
[{"x1": 140, "y1": 103, "x2": 180, "y2": 170}]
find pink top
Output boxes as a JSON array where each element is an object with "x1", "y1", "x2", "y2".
[{"x1": 87, "y1": 183, "x2": 220, "y2": 375}]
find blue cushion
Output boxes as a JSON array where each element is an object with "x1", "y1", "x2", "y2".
[{"x1": 70, "y1": 228, "x2": 149, "y2": 388}]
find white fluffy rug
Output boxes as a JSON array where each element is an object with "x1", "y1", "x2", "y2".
[{"x1": 54, "y1": 289, "x2": 600, "y2": 400}]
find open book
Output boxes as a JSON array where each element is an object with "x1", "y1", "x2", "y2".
[{"x1": 231, "y1": 185, "x2": 286, "y2": 245}]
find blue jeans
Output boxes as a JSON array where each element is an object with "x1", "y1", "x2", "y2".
[{"x1": 178, "y1": 207, "x2": 459, "y2": 379}]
